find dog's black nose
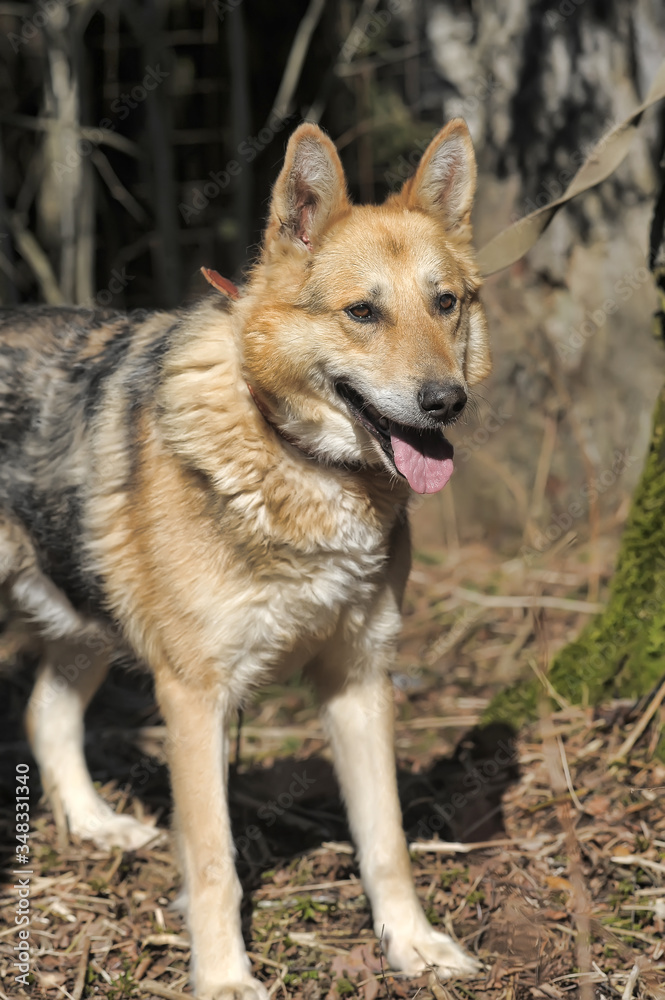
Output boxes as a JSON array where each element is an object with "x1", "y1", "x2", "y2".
[{"x1": 418, "y1": 382, "x2": 467, "y2": 421}]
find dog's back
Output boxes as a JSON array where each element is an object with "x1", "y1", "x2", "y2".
[{"x1": 0, "y1": 305, "x2": 181, "y2": 617}]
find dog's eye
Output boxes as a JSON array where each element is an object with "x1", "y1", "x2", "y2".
[
  {"x1": 347, "y1": 303, "x2": 374, "y2": 321},
  {"x1": 439, "y1": 293, "x2": 457, "y2": 313}
]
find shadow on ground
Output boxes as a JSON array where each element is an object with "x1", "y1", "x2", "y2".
[{"x1": 0, "y1": 658, "x2": 519, "y2": 908}]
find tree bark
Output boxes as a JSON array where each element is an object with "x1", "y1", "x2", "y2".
[{"x1": 486, "y1": 158, "x2": 665, "y2": 729}]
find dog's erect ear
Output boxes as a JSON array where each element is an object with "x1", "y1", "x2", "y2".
[
  {"x1": 398, "y1": 119, "x2": 476, "y2": 233},
  {"x1": 265, "y1": 123, "x2": 349, "y2": 252}
]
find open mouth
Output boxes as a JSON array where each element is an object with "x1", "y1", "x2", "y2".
[{"x1": 335, "y1": 382, "x2": 455, "y2": 495}]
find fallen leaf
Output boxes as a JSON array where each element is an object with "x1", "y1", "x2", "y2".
[
  {"x1": 545, "y1": 875, "x2": 572, "y2": 892},
  {"x1": 582, "y1": 795, "x2": 612, "y2": 817}
]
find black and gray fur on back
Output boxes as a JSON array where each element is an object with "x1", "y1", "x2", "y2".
[{"x1": 0, "y1": 304, "x2": 180, "y2": 623}]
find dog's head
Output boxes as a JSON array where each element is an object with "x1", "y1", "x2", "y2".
[{"x1": 242, "y1": 121, "x2": 490, "y2": 494}]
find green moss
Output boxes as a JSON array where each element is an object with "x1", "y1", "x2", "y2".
[
  {"x1": 292, "y1": 896, "x2": 330, "y2": 921},
  {"x1": 439, "y1": 866, "x2": 468, "y2": 889},
  {"x1": 466, "y1": 889, "x2": 485, "y2": 905},
  {"x1": 413, "y1": 548, "x2": 444, "y2": 565},
  {"x1": 483, "y1": 676, "x2": 540, "y2": 729},
  {"x1": 485, "y1": 384, "x2": 665, "y2": 730}
]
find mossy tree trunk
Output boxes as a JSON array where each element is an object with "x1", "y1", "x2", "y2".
[{"x1": 487, "y1": 157, "x2": 665, "y2": 729}]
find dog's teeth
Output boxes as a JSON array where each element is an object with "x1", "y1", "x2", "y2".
[{"x1": 365, "y1": 404, "x2": 389, "y2": 429}]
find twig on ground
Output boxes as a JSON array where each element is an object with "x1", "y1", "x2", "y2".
[
  {"x1": 424, "y1": 607, "x2": 486, "y2": 666},
  {"x1": 611, "y1": 854, "x2": 665, "y2": 875},
  {"x1": 611, "y1": 674, "x2": 665, "y2": 763},
  {"x1": 527, "y1": 656, "x2": 570, "y2": 711},
  {"x1": 557, "y1": 734, "x2": 584, "y2": 812},
  {"x1": 136, "y1": 981, "x2": 192, "y2": 1000},
  {"x1": 70, "y1": 933, "x2": 90, "y2": 1000},
  {"x1": 320, "y1": 840, "x2": 354, "y2": 854},
  {"x1": 246, "y1": 951, "x2": 288, "y2": 971},
  {"x1": 286, "y1": 931, "x2": 348, "y2": 954},
  {"x1": 142, "y1": 933, "x2": 191, "y2": 949},
  {"x1": 267, "y1": 975, "x2": 287, "y2": 999},
  {"x1": 621, "y1": 963, "x2": 640, "y2": 1000},
  {"x1": 454, "y1": 588, "x2": 604, "y2": 614},
  {"x1": 541, "y1": 714, "x2": 593, "y2": 1000},
  {"x1": 408, "y1": 837, "x2": 547, "y2": 854},
  {"x1": 377, "y1": 926, "x2": 395, "y2": 1000},
  {"x1": 258, "y1": 877, "x2": 360, "y2": 897}
]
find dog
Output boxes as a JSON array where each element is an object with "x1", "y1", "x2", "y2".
[{"x1": 0, "y1": 119, "x2": 490, "y2": 999}]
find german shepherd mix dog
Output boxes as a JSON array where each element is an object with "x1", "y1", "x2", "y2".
[{"x1": 0, "y1": 120, "x2": 490, "y2": 997}]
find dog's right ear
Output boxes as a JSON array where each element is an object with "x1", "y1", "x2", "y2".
[{"x1": 264, "y1": 124, "x2": 349, "y2": 254}]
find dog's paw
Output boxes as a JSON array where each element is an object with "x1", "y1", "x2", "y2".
[
  {"x1": 383, "y1": 924, "x2": 480, "y2": 980},
  {"x1": 200, "y1": 978, "x2": 269, "y2": 1000},
  {"x1": 70, "y1": 809, "x2": 164, "y2": 851}
]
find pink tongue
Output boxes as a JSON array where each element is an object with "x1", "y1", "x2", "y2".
[{"x1": 390, "y1": 425, "x2": 454, "y2": 494}]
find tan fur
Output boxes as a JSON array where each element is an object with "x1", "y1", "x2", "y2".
[{"x1": 5, "y1": 119, "x2": 491, "y2": 999}]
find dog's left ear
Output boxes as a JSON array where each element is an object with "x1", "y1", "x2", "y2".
[
  {"x1": 398, "y1": 118, "x2": 477, "y2": 234},
  {"x1": 265, "y1": 123, "x2": 349, "y2": 253}
]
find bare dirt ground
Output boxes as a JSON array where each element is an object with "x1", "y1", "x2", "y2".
[{"x1": 2, "y1": 521, "x2": 665, "y2": 1000}]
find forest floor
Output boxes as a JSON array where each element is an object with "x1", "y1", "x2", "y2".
[{"x1": 1, "y1": 532, "x2": 665, "y2": 1000}]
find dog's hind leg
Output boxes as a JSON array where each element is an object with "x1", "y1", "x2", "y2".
[
  {"x1": 154, "y1": 667, "x2": 268, "y2": 1000},
  {"x1": 25, "y1": 638, "x2": 161, "y2": 851}
]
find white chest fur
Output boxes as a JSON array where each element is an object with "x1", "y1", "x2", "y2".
[{"x1": 186, "y1": 517, "x2": 395, "y2": 701}]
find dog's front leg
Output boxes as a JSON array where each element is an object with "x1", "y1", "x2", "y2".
[
  {"x1": 155, "y1": 668, "x2": 267, "y2": 1000},
  {"x1": 318, "y1": 658, "x2": 479, "y2": 981}
]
